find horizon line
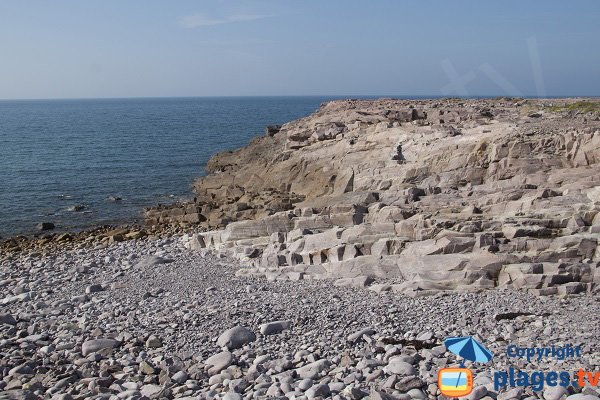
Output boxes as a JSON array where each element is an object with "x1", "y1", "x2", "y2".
[{"x1": 0, "y1": 94, "x2": 599, "y2": 102}]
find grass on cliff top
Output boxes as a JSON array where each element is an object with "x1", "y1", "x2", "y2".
[{"x1": 547, "y1": 100, "x2": 600, "y2": 113}]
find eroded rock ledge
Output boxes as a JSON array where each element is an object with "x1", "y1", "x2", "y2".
[{"x1": 146, "y1": 98, "x2": 600, "y2": 297}]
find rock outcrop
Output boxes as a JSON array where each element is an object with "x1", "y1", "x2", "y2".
[{"x1": 147, "y1": 98, "x2": 600, "y2": 296}]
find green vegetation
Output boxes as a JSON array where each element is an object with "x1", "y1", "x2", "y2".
[{"x1": 548, "y1": 100, "x2": 600, "y2": 113}]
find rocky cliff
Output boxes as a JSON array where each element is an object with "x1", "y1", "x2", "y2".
[{"x1": 146, "y1": 98, "x2": 600, "y2": 297}]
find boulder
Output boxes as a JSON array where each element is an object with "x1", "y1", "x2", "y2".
[{"x1": 216, "y1": 326, "x2": 256, "y2": 349}]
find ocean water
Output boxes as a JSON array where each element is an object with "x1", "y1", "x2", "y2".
[{"x1": 0, "y1": 97, "x2": 352, "y2": 237}]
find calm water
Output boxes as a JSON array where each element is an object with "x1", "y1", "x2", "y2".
[{"x1": 0, "y1": 97, "x2": 353, "y2": 237}]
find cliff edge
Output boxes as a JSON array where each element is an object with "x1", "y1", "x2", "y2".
[{"x1": 146, "y1": 98, "x2": 600, "y2": 297}]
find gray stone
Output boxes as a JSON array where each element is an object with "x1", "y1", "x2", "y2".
[
  {"x1": 347, "y1": 327, "x2": 376, "y2": 343},
  {"x1": 384, "y1": 359, "x2": 416, "y2": 376},
  {"x1": 9, "y1": 363, "x2": 33, "y2": 376},
  {"x1": 498, "y1": 387, "x2": 524, "y2": 400},
  {"x1": 205, "y1": 351, "x2": 233, "y2": 375},
  {"x1": 259, "y1": 320, "x2": 292, "y2": 335},
  {"x1": 171, "y1": 370, "x2": 188, "y2": 383},
  {"x1": 140, "y1": 384, "x2": 163, "y2": 398},
  {"x1": 467, "y1": 385, "x2": 488, "y2": 400},
  {"x1": 85, "y1": 284, "x2": 104, "y2": 293},
  {"x1": 135, "y1": 255, "x2": 173, "y2": 269},
  {"x1": 145, "y1": 335, "x2": 163, "y2": 348},
  {"x1": 306, "y1": 383, "x2": 330, "y2": 399},
  {"x1": 139, "y1": 361, "x2": 156, "y2": 375},
  {"x1": 296, "y1": 359, "x2": 331, "y2": 379},
  {"x1": 216, "y1": 326, "x2": 256, "y2": 349},
  {"x1": 81, "y1": 338, "x2": 120, "y2": 356},
  {"x1": 406, "y1": 388, "x2": 427, "y2": 399},
  {"x1": 544, "y1": 385, "x2": 569, "y2": 400},
  {"x1": 298, "y1": 378, "x2": 315, "y2": 391},
  {"x1": 0, "y1": 313, "x2": 17, "y2": 325},
  {"x1": 1, "y1": 390, "x2": 39, "y2": 400},
  {"x1": 223, "y1": 393, "x2": 243, "y2": 400},
  {"x1": 369, "y1": 389, "x2": 397, "y2": 400}
]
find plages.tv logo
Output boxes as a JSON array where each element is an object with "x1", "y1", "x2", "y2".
[{"x1": 438, "y1": 336, "x2": 494, "y2": 397}]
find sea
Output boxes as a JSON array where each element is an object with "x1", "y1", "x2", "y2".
[{"x1": 0, "y1": 96, "x2": 371, "y2": 237}]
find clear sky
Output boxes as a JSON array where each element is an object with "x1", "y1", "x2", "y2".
[{"x1": 1, "y1": 0, "x2": 599, "y2": 99}]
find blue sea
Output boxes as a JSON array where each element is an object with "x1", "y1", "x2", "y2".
[{"x1": 0, "y1": 96, "x2": 359, "y2": 237}]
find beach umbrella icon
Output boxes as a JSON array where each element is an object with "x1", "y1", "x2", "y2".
[
  {"x1": 444, "y1": 336, "x2": 493, "y2": 365},
  {"x1": 443, "y1": 336, "x2": 493, "y2": 390}
]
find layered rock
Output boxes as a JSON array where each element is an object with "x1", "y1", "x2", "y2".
[{"x1": 148, "y1": 98, "x2": 600, "y2": 296}]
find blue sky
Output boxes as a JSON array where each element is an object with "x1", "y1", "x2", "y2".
[{"x1": 1, "y1": 0, "x2": 599, "y2": 99}]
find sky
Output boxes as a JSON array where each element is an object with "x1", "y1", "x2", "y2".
[{"x1": 1, "y1": 0, "x2": 599, "y2": 99}]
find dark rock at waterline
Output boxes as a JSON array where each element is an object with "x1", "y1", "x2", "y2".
[
  {"x1": 68, "y1": 204, "x2": 86, "y2": 212},
  {"x1": 36, "y1": 222, "x2": 55, "y2": 231},
  {"x1": 265, "y1": 125, "x2": 281, "y2": 136}
]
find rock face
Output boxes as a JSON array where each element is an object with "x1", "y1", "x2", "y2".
[{"x1": 150, "y1": 98, "x2": 600, "y2": 296}]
